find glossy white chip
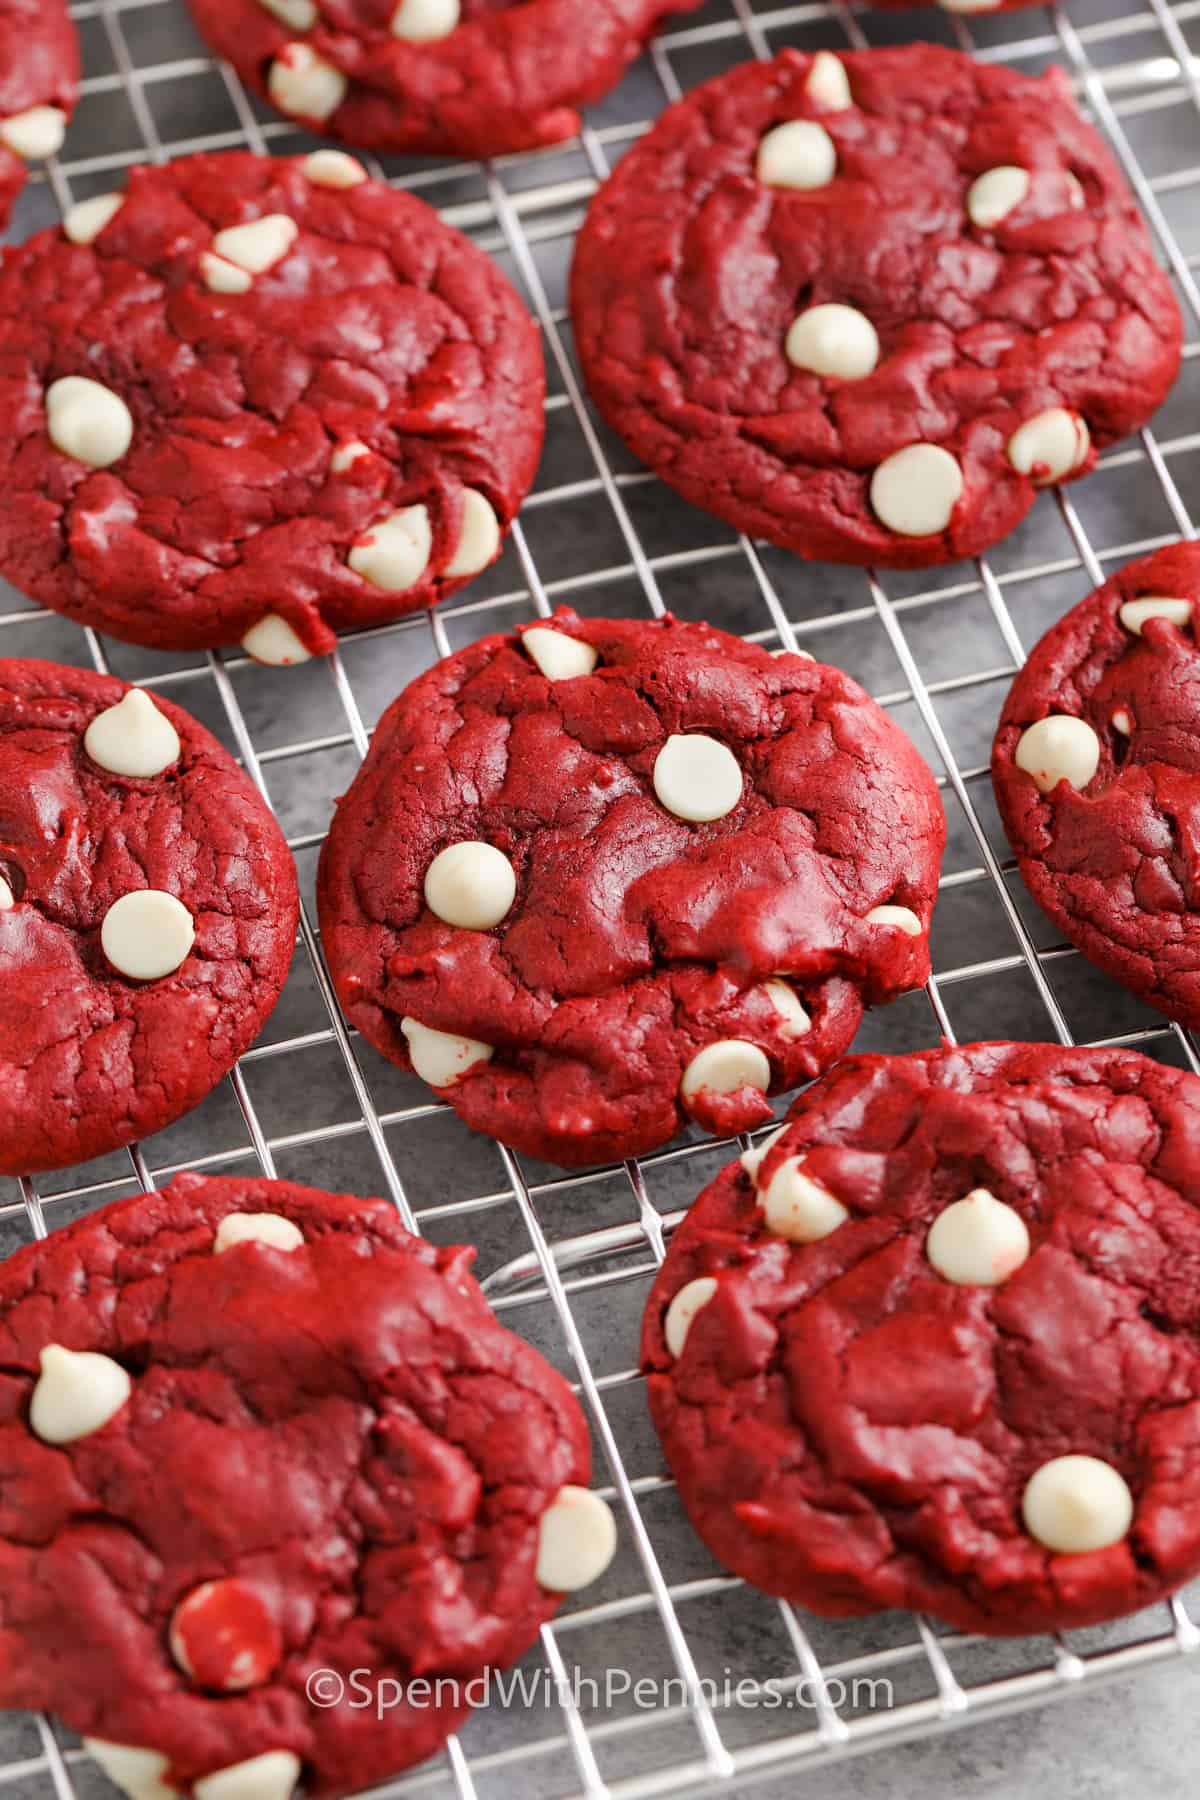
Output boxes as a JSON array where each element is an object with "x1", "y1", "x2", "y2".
[
  {"x1": 82, "y1": 1741, "x2": 177, "y2": 1800},
  {"x1": 200, "y1": 253, "x2": 253, "y2": 295},
  {"x1": 1112, "y1": 708, "x2": 1132, "y2": 737},
  {"x1": 0, "y1": 106, "x2": 66, "y2": 160},
  {"x1": 664, "y1": 1276, "x2": 718, "y2": 1357},
  {"x1": 268, "y1": 44, "x2": 347, "y2": 121},
  {"x1": 425, "y1": 841, "x2": 516, "y2": 930},
  {"x1": 241, "y1": 614, "x2": 312, "y2": 666},
  {"x1": 760, "y1": 1157, "x2": 848, "y2": 1243},
  {"x1": 214, "y1": 1213, "x2": 305, "y2": 1255},
  {"x1": 785, "y1": 304, "x2": 879, "y2": 381},
  {"x1": 926, "y1": 1188, "x2": 1030, "y2": 1286},
  {"x1": 303, "y1": 149, "x2": 367, "y2": 189},
  {"x1": 1007, "y1": 408, "x2": 1090, "y2": 484},
  {"x1": 401, "y1": 1017, "x2": 493, "y2": 1087},
  {"x1": 1118, "y1": 596, "x2": 1192, "y2": 635},
  {"x1": 870, "y1": 444, "x2": 963, "y2": 538},
  {"x1": 680, "y1": 1040, "x2": 771, "y2": 1112},
  {"x1": 1022, "y1": 1455, "x2": 1133, "y2": 1554},
  {"x1": 761, "y1": 979, "x2": 811, "y2": 1040},
  {"x1": 756, "y1": 120, "x2": 836, "y2": 190},
  {"x1": 64, "y1": 193, "x2": 123, "y2": 245},
  {"x1": 330, "y1": 440, "x2": 371, "y2": 472},
  {"x1": 391, "y1": 0, "x2": 461, "y2": 38},
  {"x1": 864, "y1": 904, "x2": 922, "y2": 937},
  {"x1": 101, "y1": 890, "x2": 195, "y2": 980},
  {"x1": 522, "y1": 627, "x2": 598, "y2": 681},
  {"x1": 46, "y1": 376, "x2": 133, "y2": 469},
  {"x1": 653, "y1": 733, "x2": 743, "y2": 823},
  {"x1": 30, "y1": 1345, "x2": 131, "y2": 1444},
  {"x1": 966, "y1": 165, "x2": 1030, "y2": 229},
  {"x1": 257, "y1": 0, "x2": 317, "y2": 24},
  {"x1": 84, "y1": 689, "x2": 180, "y2": 779},
  {"x1": 193, "y1": 1752, "x2": 302, "y2": 1800},
  {"x1": 212, "y1": 214, "x2": 298, "y2": 276},
  {"x1": 536, "y1": 1486, "x2": 618, "y2": 1591},
  {"x1": 806, "y1": 51, "x2": 851, "y2": 111},
  {"x1": 0, "y1": 876, "x2": 13, "y2": 912},
  {"x1": 1015, "y1": 715, "x2": 1100, "y2": 795},
  {"x1": 444, "y1": 489, "x2": 501, "y2": 578},
  {"x1": 349, "y1": 505, "x2": 432, "y2": 591},
  {"x1": 739, "y1": 1122, "x2": 789, "y2": 1181}
]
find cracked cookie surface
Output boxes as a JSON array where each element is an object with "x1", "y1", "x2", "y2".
[
  {"x1": 0, "y1": 0, "x2": 79, "y2": 231},
  {"x1": 570, "y1": 46, "x2": 1181, "y2": 569},
  {"x1": 642, "y1": 1042, "x2": 1200, "y2": 1635},
  {"x1": 0, "y1": 1170, "x2": 592, "y2": 1796},
  {"x1": 0, "y1": 150, "x2": 543, "y2": 656},
  {"x1": 317, "y1": 611, "x2": 945, "y2": 1167},
  {"x1": 0, "y1": 659, "x2": 297, "y2": 1175}
]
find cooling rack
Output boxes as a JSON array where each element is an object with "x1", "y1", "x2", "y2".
[{"x1": 2, "y1": 1, "x2": 1199, "y2": 1796}]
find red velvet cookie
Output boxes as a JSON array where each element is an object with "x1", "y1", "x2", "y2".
[
  {"x1": 317, "y1": 611, "x2": 945, "y2": 1167},
  {"x1": 187, "y1": 0, "x2": 701, "y2": 160},
  {"x1": 642, "y1": 1041, "x2": 1200, "y2": 1635},
  {"x1": 0, "y1": 659, "x2": 298, "y2": 1175},
  {"x1": 0, "y1": 150, "x2": 543, "y2": 659},
  {"x1": 0, "y1": 1171, "x2": 614, "y2": 1797},
  {"x1": 571, "y1": 47, "x2": 1182, "y2": 569},
  {"x1": 993, "y1": 542, "x2": 1200, "y2": 1026},
  {"x1": 0, "y1": 0, "x2": 79, "y2": 231}
]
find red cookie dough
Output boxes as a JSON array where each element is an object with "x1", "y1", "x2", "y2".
[
  {"x1": 0, "y1": 150, "x2": 543, "y2": 658},
  {"x1": 571, "y1": 47, "x2": 1182, "y2": 570},
  {"x1": 642, "y1": 1041, "x2": 1200, "y2": 1635},
  {"x1": 993, "y1": 542, "x2": 1200, "y2": 1026},
  {"x1": 0, "y1": 659, "x2": 298, "y2": 1175},
  {"x1": 317, "y1": 611, "x2": 945, "y2": 1167},
  {"x1": 0, "y1": 0, "x2": 79, "y2": 232},
  {"x1": 187, "y1": 0, "x2": 702, "y2": 160},
  {"x1": 0, "y1": 1171, "x2": 599, "y2": 1797}
]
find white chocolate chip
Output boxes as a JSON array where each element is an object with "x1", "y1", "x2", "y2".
[
  {"x1": 0, "y1": 105, "x2": 66, "y2": 160},
  {"x1": 424, "y1": 841, "x2": 516, "y2": 930},
  {"x1": 1066, "y1": 171, "x2": 1086, "y2": 210},
  {"x1": 330, "y1": 440, "x2": 371, "y2": 472},
  {"x1": 680, "y1": 1040, "x2": 771, "y2": 1112},
  {"x1": 30, "y1": 1345, "x2": 131, "y2": 1444},
  {"x1": 193, "y1": 1752, "x2": 301, "y2": 1800},
  {"x1": 806, "y1": 51, "x2": 851, "y2": 111},
  {"x1": 46, "y1": 375, "x2": 133, "y2": 469},
  {"x1": 401, "y1": 1017, "x2": 493, "y2": 1087},
  {"x1": 63, "y1": 193, "x2": 123, "y2": 245},
  {"x1": 739, "y1": 1122, "x2": 788, "y2": 1181},
  {"x1": 242, "y1": 614, "x2": 312, "y2": 666},
  {"x1": 522, "y1": 626, "x2": 598, "y2": 682},
  {"x1": 101, "y1": 890, "x2": 195, "y2": 981},
  {"x1": 391, "y1": 0, "x2": 461, "y2": 39},
  {"x1": 536, "y1": 1486, "x2": 618, "y2": 1591},
  {"x1": 1022, "y1": 1454, "x2": 1133, "y2": 1554},
  {"x1": 664, "y1": 1276, "x2": 718, "y2": 1356},
  {"x1": 200, "y1": 253, "x2": 253, "y2": 295},
  {"x1": 0, "y1": 876, "x2": 13, "y2": 911},
  {"x1": 926, "y1": 1188, "x2": 1030, "y2": 1286},
  {"x1": 653, "y1": 733, "x2": 743, "y2": 823},
  {"x1": 1007, "y1": 408, "x2": 1090, "y2": 485},
  {"x1": 257, "y1": 0, "x2": 318, "y2": 24},
  {"x1": 268, "y1": 44, "x2": 347, "y2": 121},
  {"x1": 444, "y1": 488, "x2": 501, "y2": 579},
  {"x1": 756, "y1": 120, "x2": 837, "y2": 191},
  {"x1": 349, "y1": 505, "x2": 433, "y2": 591},
  {"x1": 870, "y1": 444, "x2": 963, "y2": 538},
  {"x1": 84, "y1": 689, "x2": 181, "y2": 779},
  {"x1": 1014, "y1": 715, "x2": 1100, "y2": 795},
  {"x1": 966, "y1": 165, "x2": 1030, "y2": 230},
  {"x1": 1112, "y1": 708, "x2": 1132, "y2": 736},
  {"x1": 83, "y1": 1741, "x2": 178, "y2": 1800},
  {"x1": 303, "y1": 149, "x2": 367, "y2": 189},
  {"x1": 1118, "y1": 596, "x2": 1192, "y2": 635},
  {"x1": 212, "y1": 214, "x2": 298, "y2": 276},
  {"x1": 760, "y1": 1157, "x2": 848, "y2": 1242},
  {"x1": 785, "y1": 304, "x2": 879, "y2": 381},
  {"x1": 761, "y1": 979, "x2": 811, "y2": 1040},
  {"x1": 864, "y1": 903, "x2": 923, "y2": 937},
  {"x1": 214, "y1": 1213, "x2": 305, "y2": 1254}
]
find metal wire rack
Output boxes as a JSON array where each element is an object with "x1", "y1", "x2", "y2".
[{"x1": 2, "y1": 0, "x2": 1200, "y2": 1796}]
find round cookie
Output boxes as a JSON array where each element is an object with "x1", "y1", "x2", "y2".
[
  {"x1": 0, "y1": 150, "x2": 543, "y2": 658},
  {"x1": 0, "y1": 0, "x2": 79, "y2": 231},
  {"x1": 0, "y1": 659, "x2": 298, "y2": 1175},
  {"x1": 0, "y1": 1171, "x2": 613, "y2": 1797},
  {"x1": 317, "y1": 611, "x2": 945, "y2": 1167},
  {"x1": 570, "y1": 47, "x2": 1182, "y2": 569},
  {"x1": 993, "y1": 542, "x2": 1200, "y2": 1026},
  {"x1": 187, "y1": 0, "x2": 702, "y2": 160},
  {"x1": 642, "y1": 1041, "x2": 1200, "y2": 1635}
]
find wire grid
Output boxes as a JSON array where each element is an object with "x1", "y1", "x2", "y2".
[{"x1": 2, "y1": 0, "x2": 1200, "y2": 1796}]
